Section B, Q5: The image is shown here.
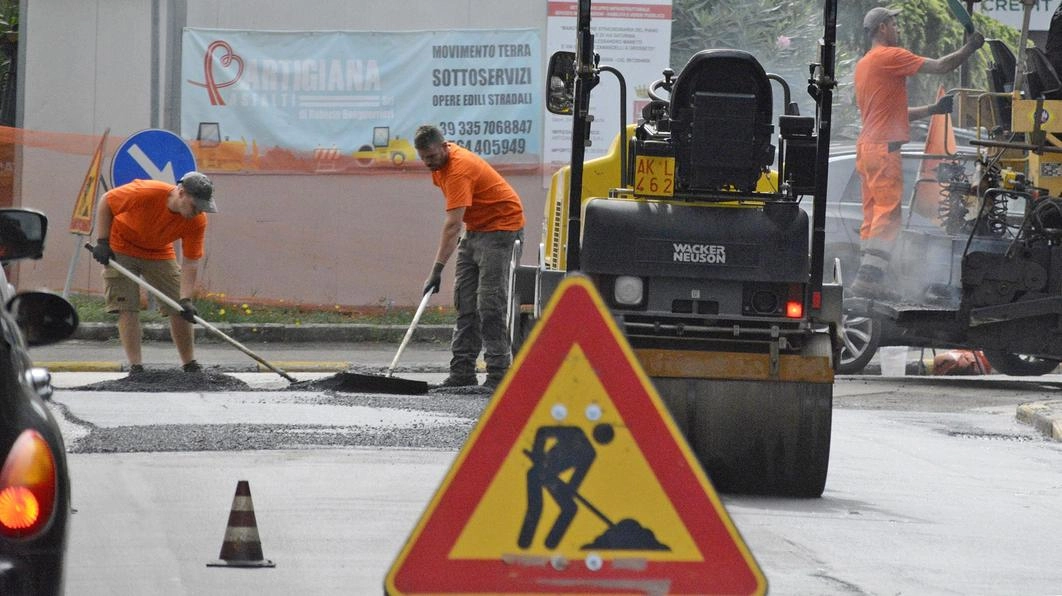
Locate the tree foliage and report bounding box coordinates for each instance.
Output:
[0,0,18,127]
[672,0,824,93]
[669,0,1024,139]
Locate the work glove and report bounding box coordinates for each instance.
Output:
[930,94,954,116]
[91,239,113,265]
[423,261,445,295]
[178,298,199,323]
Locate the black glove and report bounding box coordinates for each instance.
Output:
[91,238,113,265]
[178,298,198,323]
[930,94,954,116]
[423,262,445,295]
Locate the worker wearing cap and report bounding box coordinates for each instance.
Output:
[91,172,218,375]
[414,124,525,390]
[852,6,983,298]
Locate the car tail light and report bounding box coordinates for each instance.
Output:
[0,430,57,538]
[785,283,805,319]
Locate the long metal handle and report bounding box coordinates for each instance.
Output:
[84,244,297,382]
[387,291,433,377]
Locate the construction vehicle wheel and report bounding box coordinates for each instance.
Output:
[392,152,406,166]
[837,310,880,374]
[657,378,832,498]
[982,350,1061,376]
[354,145,374,167]
[507,240,536,357]
[510,313,534,356]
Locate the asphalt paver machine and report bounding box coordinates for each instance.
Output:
[838,3,1062,377]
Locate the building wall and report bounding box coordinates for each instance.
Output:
[17,0,549,307]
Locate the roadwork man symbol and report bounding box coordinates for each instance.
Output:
[519,423,669,551]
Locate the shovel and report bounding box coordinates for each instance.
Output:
[85,244,297,383]
[329,291,432,395]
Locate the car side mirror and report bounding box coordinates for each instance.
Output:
[546,51,576,115]
[6,291,79,347]
[0,209,47,263]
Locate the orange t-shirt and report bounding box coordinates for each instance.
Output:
[106,179,207,260]
[431,143,525,232]
[855,46,926,143]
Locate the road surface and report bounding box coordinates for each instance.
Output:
[46,370,1062,595]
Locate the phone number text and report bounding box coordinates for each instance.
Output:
[438,119,535,136]
[451,137,528,156]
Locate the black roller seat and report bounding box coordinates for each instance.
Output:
[669,49,775,194]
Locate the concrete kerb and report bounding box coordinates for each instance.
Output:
[1016,400,1062,442]
[37,361,355,374]
[47,322,454,374]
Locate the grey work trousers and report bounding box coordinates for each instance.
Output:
[450,229,523,377]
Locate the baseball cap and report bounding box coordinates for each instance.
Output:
[864,6,901,32]
[178,171,217,213]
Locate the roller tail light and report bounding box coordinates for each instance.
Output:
[786,283,805,319]
[0,430,57,538]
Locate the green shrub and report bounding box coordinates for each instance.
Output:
[67,293,457,326]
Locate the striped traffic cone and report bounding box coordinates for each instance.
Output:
[206,480,276,568]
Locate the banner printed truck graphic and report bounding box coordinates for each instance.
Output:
[181,28,543,173]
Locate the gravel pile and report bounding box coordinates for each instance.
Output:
[71,370,252,392]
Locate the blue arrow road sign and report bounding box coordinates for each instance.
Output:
[111,129,198,188]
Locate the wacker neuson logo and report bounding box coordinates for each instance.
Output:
[673,242,726,264]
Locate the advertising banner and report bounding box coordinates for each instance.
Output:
[544,1,673,171]
[182,28,542,173]
[975,2,1053,31]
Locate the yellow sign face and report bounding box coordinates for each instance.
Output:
[634,155,674,197]
[451,343,701,561]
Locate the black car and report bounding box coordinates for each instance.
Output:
[0,208,79,595]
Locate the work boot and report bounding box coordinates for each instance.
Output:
[182,360,203,373]
[440,373,477,387]
[128,364,145,376]
[482,373,506,390]
[923,283,959,306]
[848,265,899,301]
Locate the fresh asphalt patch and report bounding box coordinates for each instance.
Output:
[56,370,496,453]
[68,368,494,395]
[67,421,482,453]
[429,385,494,395]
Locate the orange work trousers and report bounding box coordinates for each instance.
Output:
[855,142,904,242]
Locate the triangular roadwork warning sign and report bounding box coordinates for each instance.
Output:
[70,129,109,236]
[386,275,766,595]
